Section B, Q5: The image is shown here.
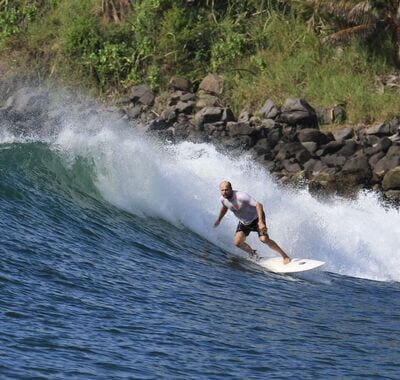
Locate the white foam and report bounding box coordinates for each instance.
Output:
[50,118,400,282]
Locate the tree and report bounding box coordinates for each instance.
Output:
[291,0,400,67]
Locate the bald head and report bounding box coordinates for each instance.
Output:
[219,181,233,199]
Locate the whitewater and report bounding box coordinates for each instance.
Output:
[1,95,399,379]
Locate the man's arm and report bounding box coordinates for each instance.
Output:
[256,202,267,231]
[214,205,228,227]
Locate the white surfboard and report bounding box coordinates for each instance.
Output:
[257,257,325,274]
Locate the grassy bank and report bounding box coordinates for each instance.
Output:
[1,0,400,124]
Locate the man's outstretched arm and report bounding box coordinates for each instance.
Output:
[214,205,228,227]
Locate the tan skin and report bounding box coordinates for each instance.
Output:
[214,181,291,265]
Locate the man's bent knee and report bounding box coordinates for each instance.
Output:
[259,235,270,244]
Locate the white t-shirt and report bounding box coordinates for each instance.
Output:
[221,190,258,225]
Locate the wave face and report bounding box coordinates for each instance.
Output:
[46,110,399,283]
[1,93,400,379]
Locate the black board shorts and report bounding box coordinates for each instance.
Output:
[235,212,268,237]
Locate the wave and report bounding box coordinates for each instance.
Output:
[1,100,400,282]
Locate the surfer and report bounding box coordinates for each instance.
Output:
[214,181,291,264]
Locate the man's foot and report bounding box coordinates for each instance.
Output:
[249,250,260,261]
[283,256,291,265]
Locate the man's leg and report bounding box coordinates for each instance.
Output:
[234,231,256,256]
[259,235,291,264]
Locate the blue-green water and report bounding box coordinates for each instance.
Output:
[1,107,400,379]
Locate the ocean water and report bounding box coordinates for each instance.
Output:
[1,97,400,379]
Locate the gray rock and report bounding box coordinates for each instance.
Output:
[321,154,347,167]
[365,123,391,136]
[175,101,195,114]
[261,119,278,129]
[259,99,280,119]
[169,77,191,92]
[130,84,155,106]
[297,128,330,145]
[226,121,253,137]
[332,127,354,142]
[364,137,392,156]
[336,140,358,157]
[124,104,143,119]
[160,107,177,123]
[278,97,318,129]
[275,142,304,161]
[198,74,224,95]
[301,141,318,154]
[382,166,400,190]
[282,159,302,173]
[6,87,50,116]
[342,155,371,182]
[194,107,223,126]
[196,92,220,108]
[373,153,400,178]
[384,190,400,200]
[317,141,344,156]
[267,127,283,147]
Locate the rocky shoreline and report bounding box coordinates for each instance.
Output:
[1,72,400,202]
[124,74,400,202]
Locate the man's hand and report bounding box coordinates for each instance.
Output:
[258,222,267,233]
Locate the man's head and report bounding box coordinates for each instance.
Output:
[219,181,233,199]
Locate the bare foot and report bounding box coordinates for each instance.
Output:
[283,256,291,265]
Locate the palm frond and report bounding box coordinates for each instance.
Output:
[322,23,376,45]
[315,0,378,24]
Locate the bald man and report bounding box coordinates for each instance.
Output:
[214,181,291,264]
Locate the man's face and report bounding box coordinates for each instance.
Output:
[219,182,233,199]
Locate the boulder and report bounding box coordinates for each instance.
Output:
[226,121,253,137]
[382,167,400,190]
[297,128,330,145]
[317,141,344,156]
[282,159,302,173]
[365,123,391,136]
[321,154,347,167]
[196,92,220,109]
[301,141,318,154]
[266,127,283,148]
[336,140,358,157]
[175,101,195,114]
[258,99,280,119]
[342,154,371,183]
[198,74,224,95]
[124,104,143,119]
[252,138,274,157]
[130,84,155,106]
[332,127,354,142]
[5,87,50,117]
[364,137,392,156]
[169,77,191,92]
[278,97,318,129]
[373,151,400,178]
[275,142,304,161]
[194,107,223,126]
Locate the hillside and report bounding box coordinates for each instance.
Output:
[1,0,400,124]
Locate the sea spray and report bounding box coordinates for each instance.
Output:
[50,116,400,282]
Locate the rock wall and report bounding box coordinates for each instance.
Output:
[124,75,400,201]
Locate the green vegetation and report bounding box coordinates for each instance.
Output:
[1,0,400,123]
